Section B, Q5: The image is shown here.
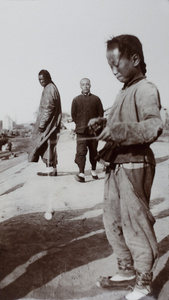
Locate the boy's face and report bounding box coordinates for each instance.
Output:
[106,48,138,84]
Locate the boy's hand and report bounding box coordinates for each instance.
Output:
[39,127,45,133]
[97,126,111,141]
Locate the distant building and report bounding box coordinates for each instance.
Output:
[3,115,13,131]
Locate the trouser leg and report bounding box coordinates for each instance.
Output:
[103,168,134,276]
[42,132,58,168]
[87,139,98,170]
[50,140,58,168]
[103,163,158,277]
[75,134,87,173]
[118,164,158,273]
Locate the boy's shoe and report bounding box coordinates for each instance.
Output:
[125,285,151,300]
[75,173,85,183]
[125,271,152,300]
[96,274,136,289]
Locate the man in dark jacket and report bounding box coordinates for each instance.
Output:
[71,78,104,182]
[28,70,62,176]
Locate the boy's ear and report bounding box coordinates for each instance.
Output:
[132,54,140,66]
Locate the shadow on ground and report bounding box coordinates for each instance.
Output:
[0,204,112,300]
[0,199,169,300]
[152,208,169,300]
[155,155,169,164]
[152,235,169,300]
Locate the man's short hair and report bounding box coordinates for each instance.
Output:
[106,35,147,75]
[80,78,90,84]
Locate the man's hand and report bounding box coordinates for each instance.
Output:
[88,117,101,127]
[97,126,112,141]
[88,117,106,136]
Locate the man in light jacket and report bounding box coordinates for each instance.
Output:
[29,70,62,176]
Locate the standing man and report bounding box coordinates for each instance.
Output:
[71,78,104,182]
[29,70,62,176]
[88,35,163,300]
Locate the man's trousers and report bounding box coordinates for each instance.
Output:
[75,133,98,173]
[42,131,59,168]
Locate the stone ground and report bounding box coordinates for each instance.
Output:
[0,130,169,300]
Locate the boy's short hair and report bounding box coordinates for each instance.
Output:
[106,34,147,75]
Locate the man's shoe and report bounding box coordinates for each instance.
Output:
[75,174,85,183]
[49,171,57,176]
[96,275,136,289]
[37,172,49,176]
[91,170,98,179]
[92,174,98,179]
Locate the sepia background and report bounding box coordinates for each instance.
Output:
[0,1,169,300]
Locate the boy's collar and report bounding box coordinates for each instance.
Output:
[123,76,146,89]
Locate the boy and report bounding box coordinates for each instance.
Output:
[88,35,163,300]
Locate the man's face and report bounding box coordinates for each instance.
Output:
[80,79,91,94]
[106,48,137,83]
[38,74,46,87]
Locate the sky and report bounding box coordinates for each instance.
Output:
[0,0,169,124]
